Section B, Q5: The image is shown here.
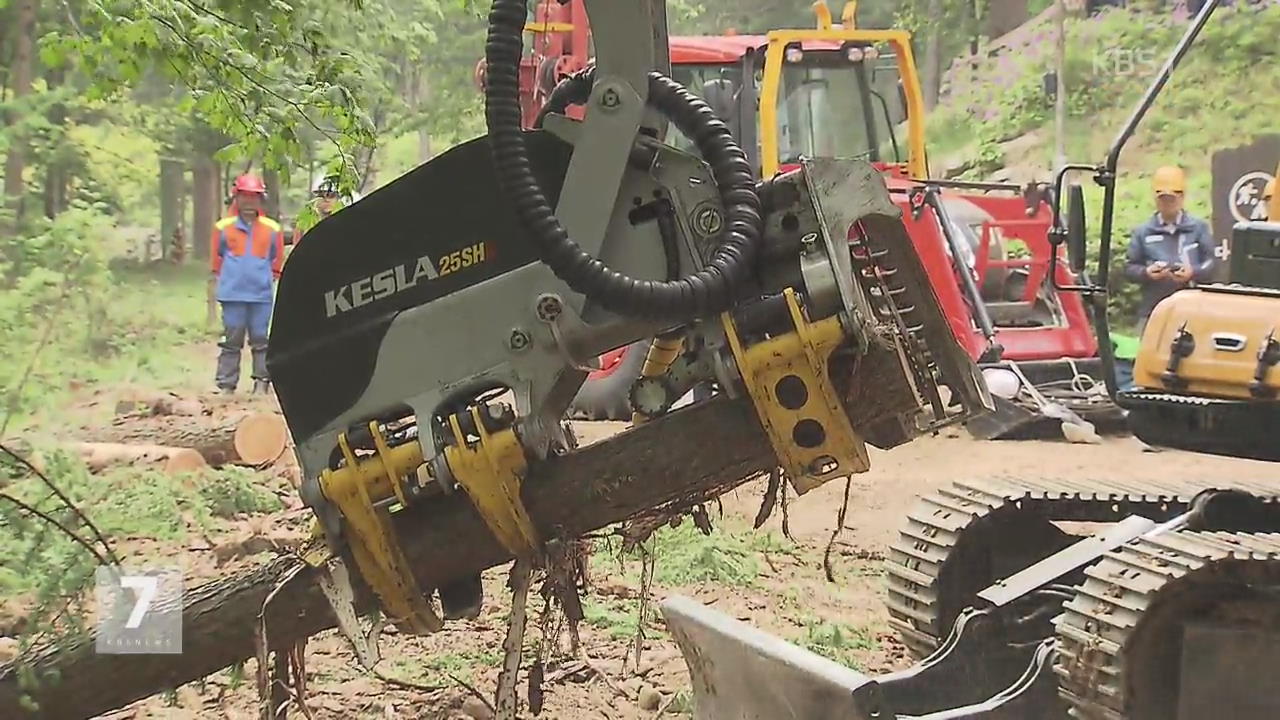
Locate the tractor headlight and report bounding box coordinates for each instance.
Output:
[785,45,804,63]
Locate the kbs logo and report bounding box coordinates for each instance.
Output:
[323,241,490,318]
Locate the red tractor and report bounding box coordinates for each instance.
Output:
[476,0,1116,437]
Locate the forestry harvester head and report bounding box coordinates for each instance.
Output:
[267,0,988,645]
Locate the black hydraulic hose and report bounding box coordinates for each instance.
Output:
[533,66,595,129]
[484,0,764,320]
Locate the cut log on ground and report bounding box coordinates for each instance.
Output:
[113,391,204,418]
[233,411,290,466]
[86,412,289,467]
[72,443,209,475]
[0,396,776,719]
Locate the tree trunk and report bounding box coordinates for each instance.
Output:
[42,66,68,219]
[192,150,221,325]
[160,156,184,258]
[413,67,433,164]
[922,0,944,110]
[2,0,39,227]
[0,397,776,719]
[72,443,209,475]
[263,168,281,220]
[191,154,220,262]
[113,389,203,417]
[86,411,288,467]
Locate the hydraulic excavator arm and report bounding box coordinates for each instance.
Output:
[269,0,987,644]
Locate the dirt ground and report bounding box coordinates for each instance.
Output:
[88,415,1274,720]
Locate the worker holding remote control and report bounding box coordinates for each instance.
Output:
[1124,165,1216,333]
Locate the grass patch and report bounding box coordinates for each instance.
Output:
[2,261,212,433]
[795,618,878,670]
[0,451,282,595]
[385,647,502,683]
[582,595,641,641]
[197,467,284,518]
[641,521,764,588]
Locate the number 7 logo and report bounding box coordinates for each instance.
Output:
[120,575,159,629]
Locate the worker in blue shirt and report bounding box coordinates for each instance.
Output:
[210,174,284,394]
[1124,165,1216,332]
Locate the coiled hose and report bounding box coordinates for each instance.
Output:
[483,0,764,320]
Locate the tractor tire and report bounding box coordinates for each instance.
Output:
[568,340,650,421]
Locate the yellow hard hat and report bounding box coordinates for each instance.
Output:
[1152,165,1186,196]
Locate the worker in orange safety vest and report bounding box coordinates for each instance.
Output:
[210,173,284,395]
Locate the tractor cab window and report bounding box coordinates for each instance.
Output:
[666,50,906,172]
[667,64,746,153]
[777,49,903,167]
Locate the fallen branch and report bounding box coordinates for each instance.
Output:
[651,692,678,719]
[0,443,118,565]
[496,558,532,720]
[445,672,495,716]
[0,397,777,718]
[369,669,443,695]
[752,468,782,529]
[823,478,854,583]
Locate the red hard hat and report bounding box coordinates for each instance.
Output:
[233,173,267,195]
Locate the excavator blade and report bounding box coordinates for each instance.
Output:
[660,595,890,720]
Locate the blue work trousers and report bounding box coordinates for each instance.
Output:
[216,301,272,390]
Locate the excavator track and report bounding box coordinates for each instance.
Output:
[1121,390,1280,463]
[885,476,1280,658]
[1055,530,1280,719]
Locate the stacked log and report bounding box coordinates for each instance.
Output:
[72,443,208,474]
[85,411,289,469]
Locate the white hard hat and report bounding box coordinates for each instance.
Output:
[982,367,1022,399]
[312,174,340,195]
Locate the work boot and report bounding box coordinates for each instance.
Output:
[217,385,235,395]
[438,574,484,620]
[252,379,271,395]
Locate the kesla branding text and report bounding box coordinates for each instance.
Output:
[324,242,488,318]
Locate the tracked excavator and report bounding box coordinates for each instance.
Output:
[658,0,1280,718]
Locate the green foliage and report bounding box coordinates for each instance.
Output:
[926,4,1280,323]
[645,521,763,587]
[0,447,284,704]
[197,467,283,518]
[795,618,877,670]
[0,258,208,432]
[67,109,163,227]
[42,0,377,181]
[582,595,641,640]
